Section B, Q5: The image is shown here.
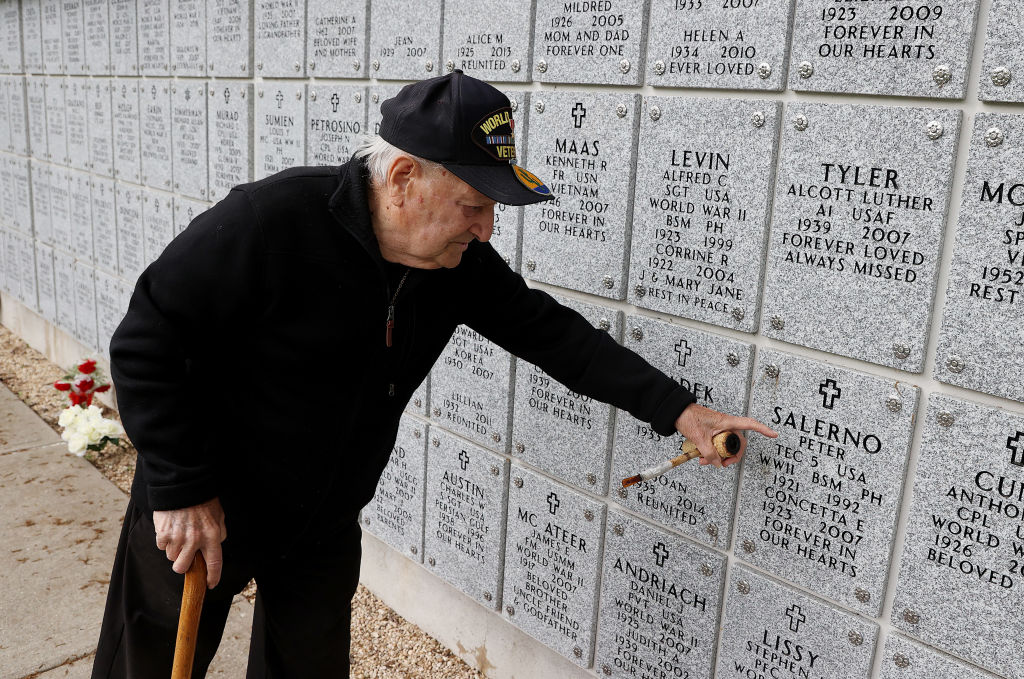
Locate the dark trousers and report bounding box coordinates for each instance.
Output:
[91,499,362,678]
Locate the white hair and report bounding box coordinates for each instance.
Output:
[353,136,443,187]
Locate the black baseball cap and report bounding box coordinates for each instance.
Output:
[378,70,554,206]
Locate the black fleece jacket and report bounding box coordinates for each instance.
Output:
[109,159,695,543]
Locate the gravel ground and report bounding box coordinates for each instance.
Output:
[0,324,486,679]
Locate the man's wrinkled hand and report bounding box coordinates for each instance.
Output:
[675,403,779,469]
[153,497,227,589]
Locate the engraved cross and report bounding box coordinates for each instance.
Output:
[819,379,841,410]
[547,492,560,515]
[275,89,285,109]
[653,542,669,567]
[223,87,231,104]
[785,604,806,633]
[459,450,469,471]
[330,92,340,113]
[1008,431,1024,467]
[675,339,692,368]
[571,102,586,129]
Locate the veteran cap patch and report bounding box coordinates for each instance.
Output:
[378,70,554,206]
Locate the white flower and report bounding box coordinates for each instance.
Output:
[67,433,88,455]
[58,405,82,428]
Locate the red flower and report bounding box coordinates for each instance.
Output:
[69,392,84,406]
[94,384,111,393]
[78,359,97,374]
[73,376,95,392]
[54,381,72,391]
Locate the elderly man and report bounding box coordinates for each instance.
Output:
[92,71,776,677]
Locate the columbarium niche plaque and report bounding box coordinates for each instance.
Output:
[255,83,305,180]
[646,0,795,90]
[91,177,118,276]
[788,0,979,98]
[138,0,171,76]
[628,97,780,331]
[67,80,90,172]
[141,80,173,191]
[736,349,918,616]
[306,84,366,166]
[892,395,1024,679]
[363,414,426,562]
[367,84,402,136]
[532,0,646,85]
[307,1,369,79]
[170,0,206,76]
[8,77,28,156]
[116,183,144,283]
[523,91,638,299]
[50,167,72,249]
[611,315,752,547]
[96,271,122,358]
[0,4,21,72]
[36,244,56,324]
[143,191,174,267]
[73,262,98,351]
[55,250,77,337]
[84,0,112,75]
[979,0,1024,103]
[0,79,10,153]
[208,85,253,201]
[88,79,114,178]
[407,377,428,418]
[368,0,442,81]
[511,294,620,491]
[10,157,32,234]
[44,78,68,165]
[30,163,52,246]
[934,113,1024,403]
[442,0,532,82]
[595,511,726,679]
[27,78,47,162]
[423,428,509,610]
[112,81,141,184]
[174,196,210,237]
[110,0,139,76]
[41,0,62,74]
[15,234,38,311]
[171,82,209,201]
[62,0,86,75]
[254,0,306,78]
[22,1,43,73]
[880,634,997,679]
[761,102,959,371]
[501,464,605,667]
[716,565,878,679]
[70,171,95,264]
[430,324,512,453]
[208,0,251,78]
[2,232,21,300]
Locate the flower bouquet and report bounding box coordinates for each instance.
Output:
[53,359,123,455]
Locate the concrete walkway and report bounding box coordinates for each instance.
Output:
[0,383,253,679]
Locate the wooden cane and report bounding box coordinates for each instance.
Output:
[171,552,207,679]
[621,431,742,487]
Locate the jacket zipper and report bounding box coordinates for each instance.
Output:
[385,268,411,348]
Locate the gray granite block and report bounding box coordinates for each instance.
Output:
[138,0,171,76]
[15,233,38,311]
[22,0,44,73]
[934,113,1024,403]
[788,0,980,99]
[10,156,33,234]
[87,79,114,178]
[305,83,366,166]
[522,90,639,299]
[49,166,72,249]
[367,83,403,137]
[0,160,13,232]
[254,0,307,78]
[83,0,112,75]
[594,510,727,679]
[306,0,370,79]
[30,161,52,246]
[142,190,174,267]
[628,96,781,332]
[611,314,752,548]
[115,182,144,283]
[110,0,140,76]
[0,3,21,73]
[716,565,878,679]
[442,0,533,82]
[0,79,10,154]
[879,633,1000,679]
[891,394,1024,679]
[35,242,56,323]
[511,293,620,492]
[208,83,254,201]
[255,82,305,180]
[40,77,66,166]
[430,324,513,453]
[54,249,76,336]
[2,230,21,299]
[173,195,210,236]
[423,427,509,610]
[41,0,63,74]
[532,0,648,85]
[488,90,528,273]
[170,0,207,76]
[112,80,141,184]
[140,79,173,191]
[61,0,86,74]
[363,413,427,562]
[26,77,47,160]
[760,102,960,372]
[95,269,122,359]
[646,0,795,90]
[501,463,605,667]
[208,0,251,78]
[368,0,442,81]
[69,171,94,264]
[66,79,90,172]
[91,176,117,276]
[738,348,919,616]
[8,76,29,156]
[407,375,428,417]
[171,82,209,201]
[73,261,98,350]
[979,0,1024,102]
